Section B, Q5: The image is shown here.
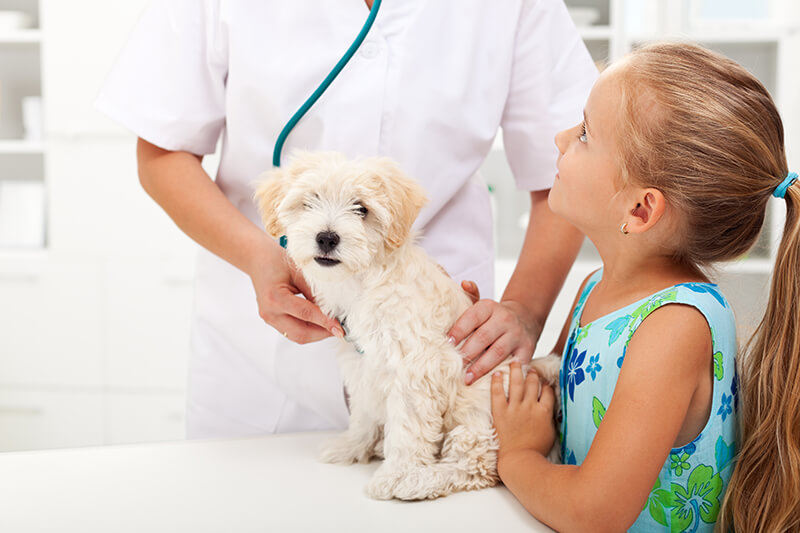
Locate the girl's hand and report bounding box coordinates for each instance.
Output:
[448,288,540,385]
[491,363,556,458]
[248,241,344,344]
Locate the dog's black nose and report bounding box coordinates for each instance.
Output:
[316,231,340,253]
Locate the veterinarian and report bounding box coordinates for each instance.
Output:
[96,0,597,438]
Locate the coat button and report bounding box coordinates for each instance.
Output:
[360,41,379,59]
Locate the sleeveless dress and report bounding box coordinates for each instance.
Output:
[558,269,738,532]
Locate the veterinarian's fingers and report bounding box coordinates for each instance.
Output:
[461,280,480,304]
[281,293,343,338]
[508,363,525,404]
[463,332,514,384]
[276,315,332,344]
[447,299,493,348]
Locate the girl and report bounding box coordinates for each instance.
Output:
[491,42,799,532]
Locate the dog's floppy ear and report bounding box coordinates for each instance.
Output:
[375,160,428,250]
[254,167,289,238]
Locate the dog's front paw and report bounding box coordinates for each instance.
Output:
[319,432,374,465]
[366,464,407,500]
[390,466,448,500]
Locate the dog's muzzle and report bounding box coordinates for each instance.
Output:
[315,231,342,266]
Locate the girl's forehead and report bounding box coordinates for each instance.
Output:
[585,69,625,137]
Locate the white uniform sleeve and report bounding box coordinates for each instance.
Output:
[501,0,597,191]
[95,0,228,155]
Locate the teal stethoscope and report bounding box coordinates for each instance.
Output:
[272,0,382,169]
[273,0,381,249]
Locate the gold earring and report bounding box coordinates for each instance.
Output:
[620,223,629,235]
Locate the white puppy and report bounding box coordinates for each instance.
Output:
[255,151,518,500]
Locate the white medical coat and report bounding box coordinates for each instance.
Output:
[96,0,597,437]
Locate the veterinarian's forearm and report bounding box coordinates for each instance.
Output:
[499,451,611,533]
[136,138,275,275]
[501,190,583,331]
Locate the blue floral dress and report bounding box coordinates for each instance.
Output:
[559,270,738,532]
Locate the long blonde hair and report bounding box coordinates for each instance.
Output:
[616,42,799,532]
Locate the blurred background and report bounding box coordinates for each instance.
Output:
[0,0,798,452]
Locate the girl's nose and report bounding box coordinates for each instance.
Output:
[554,128,570,154]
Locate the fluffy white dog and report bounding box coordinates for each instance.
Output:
[255,151,517,501]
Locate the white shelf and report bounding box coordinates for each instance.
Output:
[0,29,41,44]
[0,140,44,154]
[579,25,613,40]
[630,31,782,44]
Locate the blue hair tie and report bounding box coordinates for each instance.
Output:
[773,172,798,199]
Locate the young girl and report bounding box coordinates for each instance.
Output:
[491,42,799,532]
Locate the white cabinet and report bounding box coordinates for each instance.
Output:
[0,388,104,451]
[104,256,193,390]
[0,0,45,249]
[0,0,193,450]
[0,254,104,387]
[105,392,186,445]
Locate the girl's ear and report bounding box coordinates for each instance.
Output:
[625,188,666,234]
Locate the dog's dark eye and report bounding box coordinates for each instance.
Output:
[355,204,368,218]
[303,193,320,210]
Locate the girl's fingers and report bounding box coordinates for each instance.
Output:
[525,368,541,402]
[508,363,524,404]
[539,382,556,411]
[490,372,507,414]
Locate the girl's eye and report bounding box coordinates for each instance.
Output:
[578,123,588,143]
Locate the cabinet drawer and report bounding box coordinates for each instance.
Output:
[0,256,104,386]
[104,256,193,389]
[0,388,103,452]
[105,391,185,445]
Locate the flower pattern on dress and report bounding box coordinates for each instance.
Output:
[670,465,723,533]
[670,452,692,476]
[717,393,733,422]
[713,351,724,381]
[675,283,728,308]
[561,272,737,532]
[566,348,586,402]
[605,315,630,345]
[586,354,602,380]
[715,436,735,473]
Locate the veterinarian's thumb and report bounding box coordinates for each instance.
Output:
[461,280,480,304]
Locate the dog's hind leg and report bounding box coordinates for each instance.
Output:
[388,388,499,501]
[319,415,383,464]
[365,381,445,500]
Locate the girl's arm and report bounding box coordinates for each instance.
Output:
[493,304,712,532]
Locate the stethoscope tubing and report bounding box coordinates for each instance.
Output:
[272,0,383,168]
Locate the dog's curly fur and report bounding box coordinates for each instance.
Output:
[255,151,519,500]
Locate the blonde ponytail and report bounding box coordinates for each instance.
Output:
[720,182,800,532]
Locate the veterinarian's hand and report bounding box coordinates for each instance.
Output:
[249,242,345,344]
[491,363,556,458]
[448,296,540,385]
